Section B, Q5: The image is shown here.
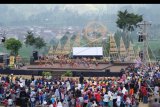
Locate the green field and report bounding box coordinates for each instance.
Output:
[134,40,160,50]
[0,45,48,60]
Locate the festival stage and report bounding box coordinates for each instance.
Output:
[0,63,129,77]
[0,61,133,77]
[26,63,112,70]
[21,62,130,72]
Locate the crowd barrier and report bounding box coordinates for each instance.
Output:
[113,62,134,66]
[72,71,123,77]
[0,69,123,77]
[0,69,43,76]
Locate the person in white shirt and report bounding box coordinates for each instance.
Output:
[30,90,36,107]
[154,86,159,93]
[126,97,131,106]
[108,90,113,97]
[122,87,127,95]
[8,96,14,107]
[49,104,53,107]
[66,81,71,91]
[57,100,63,107]
[55,89,60,100]
[91,101,97,107]
[112,92,117,107]
[63,99,69,107]
[103,92,109,106]
[108,94,113,107]
[116,94,121,107]
[154,86,159,99]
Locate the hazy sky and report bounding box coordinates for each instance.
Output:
[1,4,148,15]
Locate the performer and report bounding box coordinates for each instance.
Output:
[60,59,62,67]
[95,60,99,68]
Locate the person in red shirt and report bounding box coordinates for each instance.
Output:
[76,98,81,107]
[88,90,92,99]
[142,87,148,104]
[123,92,128,104]
[95,91,101,103]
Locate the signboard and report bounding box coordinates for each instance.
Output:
[72,47,103,56]
[9,56,15,65]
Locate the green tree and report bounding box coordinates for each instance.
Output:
[62,70,73,77]
[49,37,58,50]
[105,37,110,56]
[65,31,70,35]
[70,34,76,46]
[5,38,22,56]
[60,35,68,49]
[114,31,121,48]
[34,37,46,50]
[25,31,35,47]
[116,9,143,48]
[25,31,46,54]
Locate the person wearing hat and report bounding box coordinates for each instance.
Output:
[51,95,55,100]
[51,95,57,107]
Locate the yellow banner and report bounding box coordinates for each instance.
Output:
[10,56,15,65]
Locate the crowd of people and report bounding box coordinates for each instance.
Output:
[0,62,159,107]
[39,55,102,68]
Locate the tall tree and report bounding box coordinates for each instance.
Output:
[116,9,143,48]
[105,37,110,56]
[60,35,68,49]
[70,34,76,46]
[25,31,35,47]
[5,38,22,56]
[114,31,121,48]
[49,37,58,50]
[34,37,46,50]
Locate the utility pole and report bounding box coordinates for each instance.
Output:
[137,21,151,65]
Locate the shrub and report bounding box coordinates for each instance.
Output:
[42,71,52,78]
[62,70,72,77]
